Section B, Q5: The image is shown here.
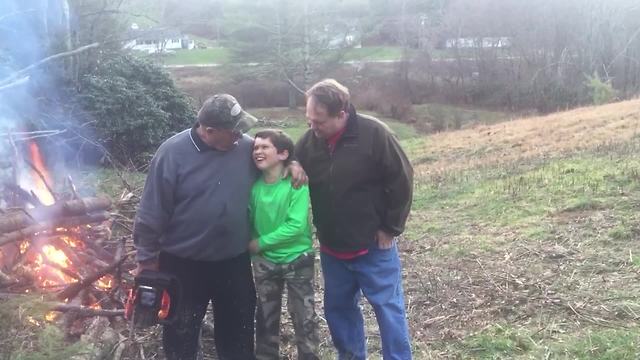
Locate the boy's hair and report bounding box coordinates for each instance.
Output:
[306,78,350,117]
[254,129,295,165]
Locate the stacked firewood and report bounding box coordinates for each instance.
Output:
[0,196,131,319]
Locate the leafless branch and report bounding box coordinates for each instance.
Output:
[0,9,36,23]
[0,76,30,92]
[0,43,100,88]
[283,74,306,95]
[80,9,159,25]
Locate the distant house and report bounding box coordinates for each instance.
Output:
[322,24,362,49]
[124,25,195,54]
[443,37,512,49]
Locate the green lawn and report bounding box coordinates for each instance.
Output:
[160,45,491,66]
[338,46,404,62]
[162,46,404,65]
[163,48,232,65]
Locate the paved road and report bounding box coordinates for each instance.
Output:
[164,57,520,69]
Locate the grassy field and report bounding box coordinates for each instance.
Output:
[399,99,640,358]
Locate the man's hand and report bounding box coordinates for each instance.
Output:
[284,161,308,189]
[248,239,261,255]
[135,258,159,275]
[375,230,395,249]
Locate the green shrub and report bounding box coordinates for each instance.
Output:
[585,72,616,106]
[78,55,196,166]
[0,297,87,360]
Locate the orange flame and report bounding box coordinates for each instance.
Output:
[27,142,54,206]
[42,245,70,269]
[96,275,113,290]
[20,241,30,254]
[26,316,42,327]
[60,235,84,249]
[45,312,59,322]
[32,245,74,288]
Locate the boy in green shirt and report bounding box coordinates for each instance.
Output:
[249,129,319,360]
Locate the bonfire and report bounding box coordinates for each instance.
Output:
[0,136,139,357]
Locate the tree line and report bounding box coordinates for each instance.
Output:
[139,0,640,112]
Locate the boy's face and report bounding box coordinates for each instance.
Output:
[253,137,288,171]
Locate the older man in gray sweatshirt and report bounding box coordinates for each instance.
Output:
[134,94,291,360]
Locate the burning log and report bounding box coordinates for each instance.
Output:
[0,211,110,247]
[0,197,112,234]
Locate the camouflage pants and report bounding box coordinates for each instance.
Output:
[253,253,319,360]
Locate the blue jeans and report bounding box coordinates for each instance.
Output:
[320,243,412,360]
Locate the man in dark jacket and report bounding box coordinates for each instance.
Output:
[295,79,413,359]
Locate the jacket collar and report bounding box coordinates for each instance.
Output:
[342,104,359,139]
[190,123,214,152]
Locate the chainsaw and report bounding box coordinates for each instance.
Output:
[124,270,181,328]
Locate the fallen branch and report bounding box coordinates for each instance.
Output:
[51,304,124,318]
[562,302,625,329]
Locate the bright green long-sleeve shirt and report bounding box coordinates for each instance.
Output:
[249,176,313,264]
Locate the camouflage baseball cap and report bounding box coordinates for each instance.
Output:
[197,94,257,133]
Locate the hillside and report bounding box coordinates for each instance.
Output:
[399,99,640,359]
[410,98,640,174]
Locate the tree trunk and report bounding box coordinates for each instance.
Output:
[302,0,312,90]
[288,85,297,110]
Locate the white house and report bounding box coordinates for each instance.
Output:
[322,24,362,50]
[445,37,512,49]
[124,25,195,54]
